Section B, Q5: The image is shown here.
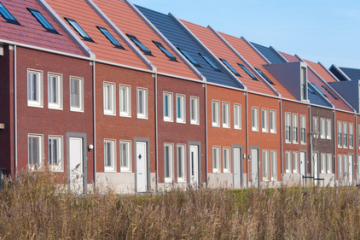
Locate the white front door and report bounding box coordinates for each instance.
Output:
[69,137,83,193]
[251,149,259,188]
[300,152,306,176]
[136,142,147,192]
[233,148,242,189]
[189,145,199,187]
[349,155,353,186]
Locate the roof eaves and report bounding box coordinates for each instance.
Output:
[37,0,95,59]
[84,0,155,71]
[330,64,351,81]
[318,62,341,82]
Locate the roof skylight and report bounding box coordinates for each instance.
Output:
[28,8,57,34]
[254,68,274,84]
[153,41,176,61]
[65,18,93,42]
[238,64,257,80]
[177,48,200,67]
[311,83,327,97]
[0,2,19,25]
[97,26,124,49]
[308,85,315,95]
[219,59,240,76]
[322,85,338,100]
[199,53,221,72]
[127,34,152,55]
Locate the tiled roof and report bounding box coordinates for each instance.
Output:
[305,60,337,83]
[181,20,276,96]
[219,33,296,100]
[278,51,300,63]
[46,0,149,69]
[92,0,200,80]
[251,43,286,64]
[339,67,360,81]
[0,0,84,56]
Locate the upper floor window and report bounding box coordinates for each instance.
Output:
[103,82,116,116]
[270,110,276,133]
[163,92,173,122]
[251,107,259,131]
[137,88,148,119]
[343,122,348,148]
[48,73,62,110]
[300,67,307,100]
[119,85,131,117]
[222,102,230,128]
[234,104,241,130]
[337,121,342,148]
[176,94,186,123]
[0,2,19,25]
[27,69,43,108]
[127,34,151,55]
[349,123,354,149]
[97,26,124,49]
[326,119,331,140]
[65,18,93,42]
[153,41,176,61]
[285,112,291,143]
[261,109,268,132]
[70,77,84,112]
[190,96,199,125]
[28,8,58,34]
[300,115,306,144]
[212,100,220,127]
[292,114,298,143]
[320,118,325,139]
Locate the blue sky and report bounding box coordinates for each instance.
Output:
[132,0,360,69]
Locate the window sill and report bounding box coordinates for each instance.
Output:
[212,124,220,128]
[48,105,63,110]
[270,131,276,134]
[252,129,259,132]
[120,114,132,118]
[27,103,43,108]
[164,179,173,183]
[120,170,132,173]
[104,112,116,116]
[104,169,117,173]
[212,170,220,173]
[190,121,199,125]
[137,116,148,120]
[70,108,84,113]
[176,120,186,124]
[177,179,187,183]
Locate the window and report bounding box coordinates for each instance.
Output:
[177,144,186,182]
[343,122,348,148]
[254,68,274,84]
[199,53,221,71]
[337,121,342,147]
[292,114,298,143]
[222,102,230,128]
[103,82,116,115]
[285,151,291,173]
[300,115,306,144]
[313,117,319,138]
[97,26,124,49]
[219,59,240,76]
[153,41,176,61]
[70,77,83,112]
[270,110,276,133]
[177,48,200,67]
[120,141,131,172]
[326,119,331,140]
[285,112,291,143]
[343,155,348,179]
[176,94,186,123]
[321,153,326,174]
[65,18,93,42]
[320,118,325,139]
[326,154,332,174]
[28,134,43,170]
[338,155,342,180]
[223,147,231,173]
[349,123,354,149]
[137,88,147,119]
[28,8,58,34]
[359,124,360,149]
[293,152,298,173]
[262,150,269,181]
[252,107,259,131]
[164,143,174,182]
[104,139,116,172]
[301,67,307,100]
[127,34,151,55]
[270,150,277,181]
[311,83,327,98]
[238,64,257,80]
[212,100,220,127]
[234,104,241,130]
[262,109,268,132]
[190,97,199,125]
[48,136,63,172]
[212,146,220,173]
[47,73,62,110]
[27,70,43,107]
[119,85,131,117]
[163,92,173,122]
[0,2,19,24]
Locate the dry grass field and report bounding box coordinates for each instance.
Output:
[0,170,359,239]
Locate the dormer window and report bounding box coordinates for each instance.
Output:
[199,53,221,72]
[301,67,307,100]
[153,41,177,61]
[127,34,152,55]
[28,8,58,34]
[0,2,19,25]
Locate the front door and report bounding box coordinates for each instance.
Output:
[136,142,147,192]
[69,137,83,193]
[233,147,242,189]
[300,152,306,176]
[189,145,199,187]
[251,148,259,188]
[349,155,353,186]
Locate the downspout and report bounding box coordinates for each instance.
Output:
[334,110,337,186]
[280,99,284,179]
[155,73,158,192]
[309,106,312,177]
[93,61,96,189]
[205,83,208,187]
[246,92,249,188]
[355,115,357,183]
[13,45,17,175]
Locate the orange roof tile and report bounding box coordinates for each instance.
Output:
[304,60,337,83]
[181,20,275,96]
[46,0,148,69]
[0,0,84,56]
[278,51,300,63]
[220,33,295,100]
[92,0,200,80]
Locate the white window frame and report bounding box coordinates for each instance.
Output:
[270,110,276,133]
[337,121,342,148]
[120,140,131,172]
[292,151,298,173]
[28,134,43,171]
[48,135,63,172]
[119,85,131,117]
[177,144,186,182]
[251,107,259,131]
[292,114,298,143]
[104,139,116,172]
[261,108,268,133]
[326,119,331,140]
[212,146,221,173]
[222,102,230,128]
[326,153,332,174]
[320,118,325,139]
[163,92,173,122]
[300,115,306,144]
[70,76,84,112]
[27,69,43,108]
[270,150,277,181]
[103,82,116,116]
[136,87,148,119]
[234,104,241,130]
[176,94,186,123]
[164,143,174,182]
[321,153,326,174]
[212,100,220,127]
[285,151,291,173]
[313,117,319,138]
[285,112,291,143]
[190,96,199,125]
[47,73,62,110]
[349,123,354,149]
[343,122,348,148]
[262,150,269,181]
[223,147,231,173]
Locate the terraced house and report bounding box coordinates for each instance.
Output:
[0,0,358,193]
